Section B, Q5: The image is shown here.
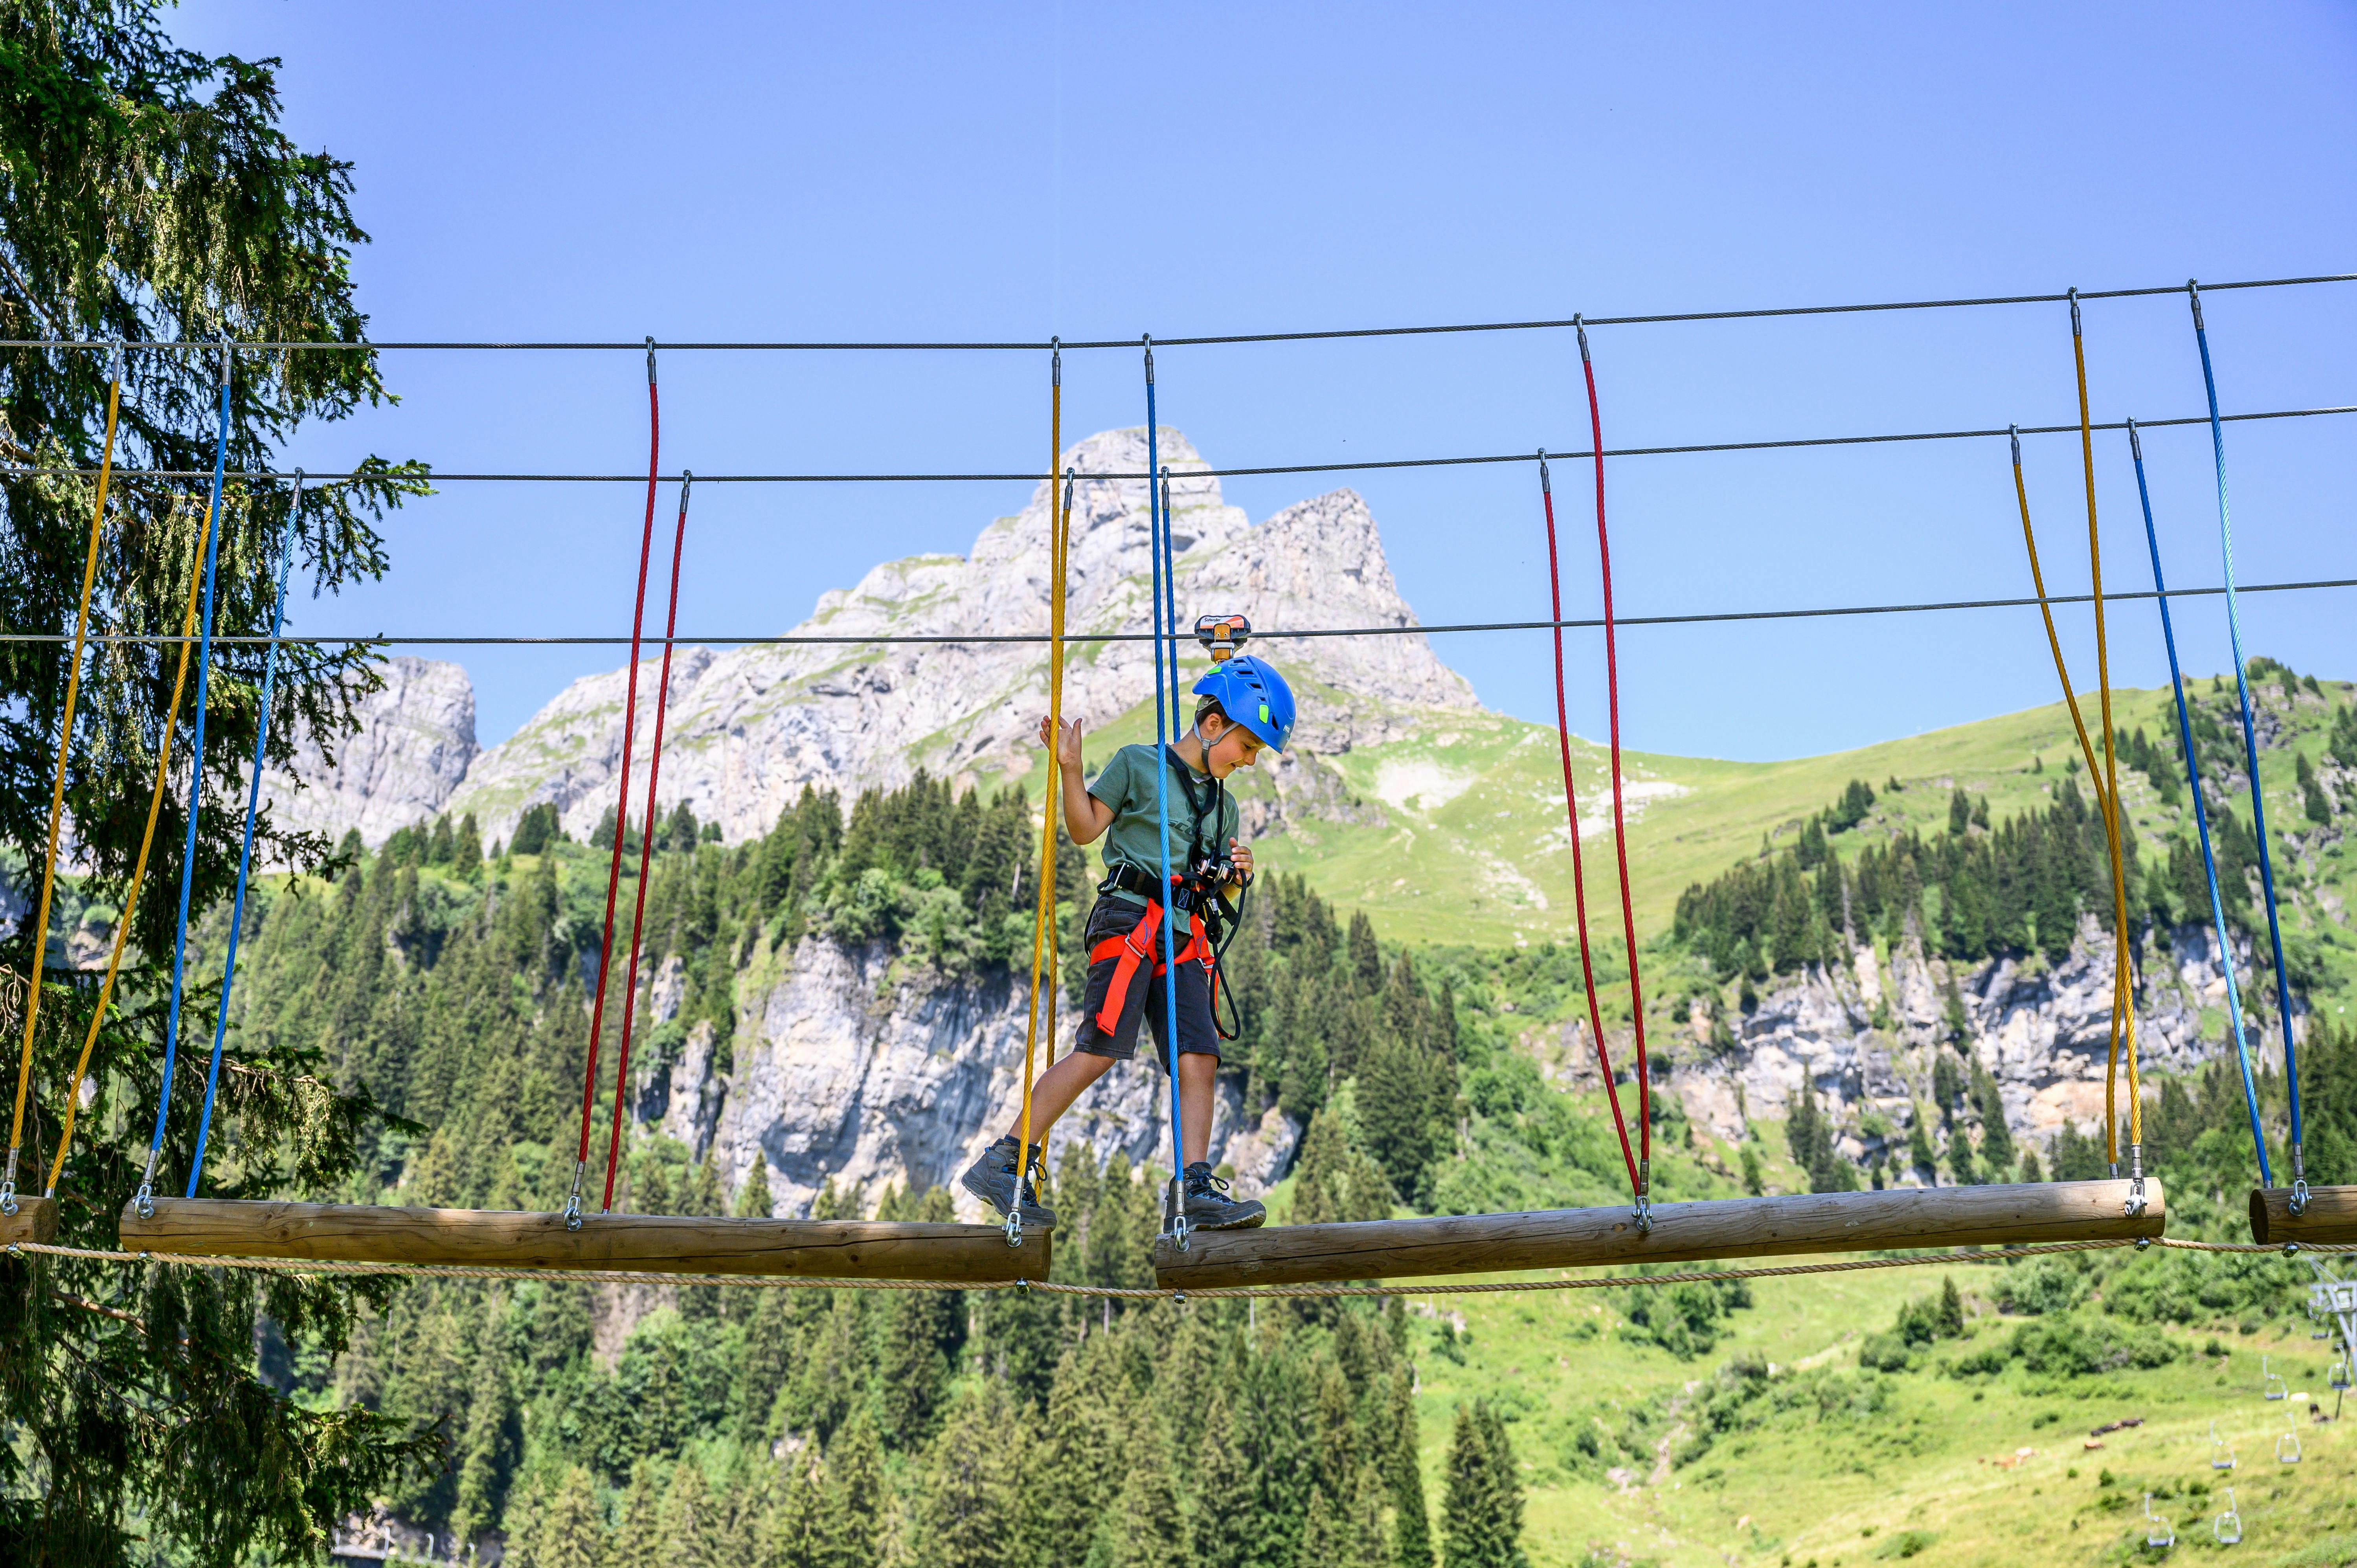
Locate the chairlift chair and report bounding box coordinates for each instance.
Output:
[2143,1495,2174,1549]
[2262,1355,2287,1401]
[2209,1420,2235,1470]
[2213,1488,2242,1547]
[2276,1410,2302,1465]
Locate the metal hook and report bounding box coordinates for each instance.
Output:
[1538,448,1551,492]
[2009,423,2022,466]
[1052,335,1061,387]
[645,336,657,385]
[108,339,123,384]
[2127,417,2143,461]
[2067,286,2082,337]
[679,469,694,512]
[1142,333,1154,384]
[2188,278,2206,330]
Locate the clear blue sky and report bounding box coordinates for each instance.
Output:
[175,2,2357,758]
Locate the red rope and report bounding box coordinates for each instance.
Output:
[1579,324,1651,1186]
[575,355,661,1173]
[1539,456,1640,1199]
[601,479,691,1210]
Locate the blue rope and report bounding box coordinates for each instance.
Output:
[2131,422,2269,1183]
[1143,347,1186,1224]
[2192,284,2303,1163]
[145,354,234,1191]
[185,472,304,1196]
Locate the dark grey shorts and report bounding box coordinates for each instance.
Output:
[1073,896,1220,1069]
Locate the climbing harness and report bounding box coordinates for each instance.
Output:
[1007,345,1072,1247]
[1144,340,1188,1247]
[136,343,237,1220]
[1537,450,1641,1214]
[184,470,307,1196]
[599,472,694,1214]
[2191,281,2306,1212]
[2,343,123,1217]
[1567,319,1652,1228]
[566,338,661,1232]
[2130,417,2270,1183]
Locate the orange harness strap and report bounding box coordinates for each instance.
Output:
[1088,898,1209,1035]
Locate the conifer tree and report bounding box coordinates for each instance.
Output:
[917,1385,1025,1568]
[1441,1401,1526,1568]
[609,1460,664,1568]
[812,1414,884,1568]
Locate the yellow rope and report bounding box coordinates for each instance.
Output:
[44,495,211,1197]
[1012,352,1070,1206]
[2010,433,2135,1166]
[7,372,123,1183]
[2071,311,2142,1156]
[9,1234,2345,1298]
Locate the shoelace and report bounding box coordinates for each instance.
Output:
[1185,1167,1239,1202]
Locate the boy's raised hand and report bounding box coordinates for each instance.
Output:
[1229,839,1252,881]
[1037,713,1086,771]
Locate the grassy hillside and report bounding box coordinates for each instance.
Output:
[1036,670,2357,1028]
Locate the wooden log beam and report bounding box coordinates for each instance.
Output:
[119,1199,1049,1283]
[2249,1186,2357,1246]
[0,1197,59,1245]
[1153,1179,2164,1290]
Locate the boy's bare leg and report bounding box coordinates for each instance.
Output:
[1177,1051,1218,1167]
[1008,1048,1115,1145]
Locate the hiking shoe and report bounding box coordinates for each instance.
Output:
[1181,1162,1266,1230]
[960,1136,1055,1228]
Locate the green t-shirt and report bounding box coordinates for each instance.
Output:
[1088,742,1242,933]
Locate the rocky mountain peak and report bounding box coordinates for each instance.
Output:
[439,427,1477,846]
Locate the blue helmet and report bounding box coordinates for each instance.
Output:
[1192,654,1295,751]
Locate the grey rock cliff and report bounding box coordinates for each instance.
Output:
[632,931,1300,1219]
[262,657,478,848]
[1611,917,2267,1181]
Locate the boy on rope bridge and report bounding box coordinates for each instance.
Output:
[963,654,1297,1234]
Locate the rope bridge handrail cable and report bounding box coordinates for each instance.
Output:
[0,270,2345,353]
[0,400,2345,485]
[5,1234,2350,1300]
[6,574,2353,647]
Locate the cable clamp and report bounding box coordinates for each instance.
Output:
[1574,313,1591,364]
[645,336,657,385]
[108,339,123,383]
[219,338,232,385]
[1143,334,1154,385]
[1538,448,1551,492]
[1052,336,1061,387]
[2188,279,2206,329]
[679,469,693,511]
[561,1158,587,1233]
[2068,287,2082,336]
[2009,423,2022,466]
[2127,417,2143,461]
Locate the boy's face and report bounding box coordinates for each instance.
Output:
[1202,714,1264,778]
